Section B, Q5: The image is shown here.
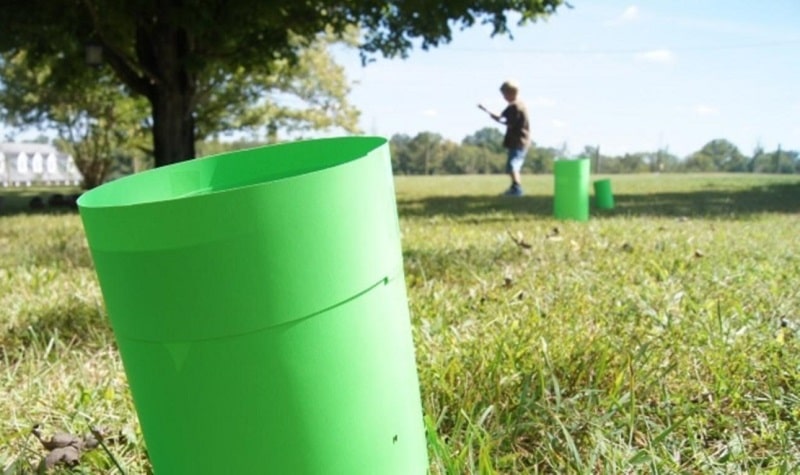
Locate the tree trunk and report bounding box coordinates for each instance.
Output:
[151,87,195,167]
[136,6,197,168]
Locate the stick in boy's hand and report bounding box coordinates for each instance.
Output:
[478,103,499,122]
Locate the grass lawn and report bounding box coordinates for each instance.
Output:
[2,173,800,473]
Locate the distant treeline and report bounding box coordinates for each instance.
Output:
[193,127,799,176]
[389,128,800,175]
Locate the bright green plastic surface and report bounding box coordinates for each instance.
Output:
[593,178,615,209]
[77,137,428,474]
[553,158,590,221]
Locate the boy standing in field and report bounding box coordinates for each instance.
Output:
[479,80,531,196]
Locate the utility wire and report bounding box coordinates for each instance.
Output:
[445,39,800,55]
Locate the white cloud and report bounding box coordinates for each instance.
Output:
[551,119,567,128]
[605,5,640,26]
[422,109,438,117]
[635,49,675,64]
[620,6,640,22]
[694,104,719,116]
[531,96,557,108]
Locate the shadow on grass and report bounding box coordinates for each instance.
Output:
[0,302,113,362]
[398,182,800,219]
[0,189,81,217]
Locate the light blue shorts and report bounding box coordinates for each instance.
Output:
[506,148,526,173]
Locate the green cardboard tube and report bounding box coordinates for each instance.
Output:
[77,137,428,474]
[553,158,591,221]
[593,178,615,209]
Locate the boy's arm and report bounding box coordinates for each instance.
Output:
[478,104,504,123]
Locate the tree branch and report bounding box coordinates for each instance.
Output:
[80,0,154,97]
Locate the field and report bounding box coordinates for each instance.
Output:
[2,173,800,473]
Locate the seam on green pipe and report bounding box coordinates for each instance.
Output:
[117,268,406,344]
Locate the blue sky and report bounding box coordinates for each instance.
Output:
[334,1,800,158]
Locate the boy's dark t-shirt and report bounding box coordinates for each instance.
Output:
[501,101,530,150]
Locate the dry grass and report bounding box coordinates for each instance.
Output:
[2,173,800,473]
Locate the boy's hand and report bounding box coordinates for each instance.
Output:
[479,104,500,122]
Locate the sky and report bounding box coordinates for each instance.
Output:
[332,1,800,158]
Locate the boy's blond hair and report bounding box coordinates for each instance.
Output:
[500,80,520,95]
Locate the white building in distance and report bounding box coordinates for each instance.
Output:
[0,142,83,187]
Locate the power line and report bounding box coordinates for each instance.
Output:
[445,39,800,55]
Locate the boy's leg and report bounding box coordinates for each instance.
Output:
[511,170,522,187]
[504,148,526,195]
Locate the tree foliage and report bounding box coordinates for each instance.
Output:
[751,146,798,174]
[387,132,799,175]
[0,0,566,167]
[0,50,150,188]
[1,32,362,186]
[687,138,748,172]
[462,127,505,155]
[193,30,362,142]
